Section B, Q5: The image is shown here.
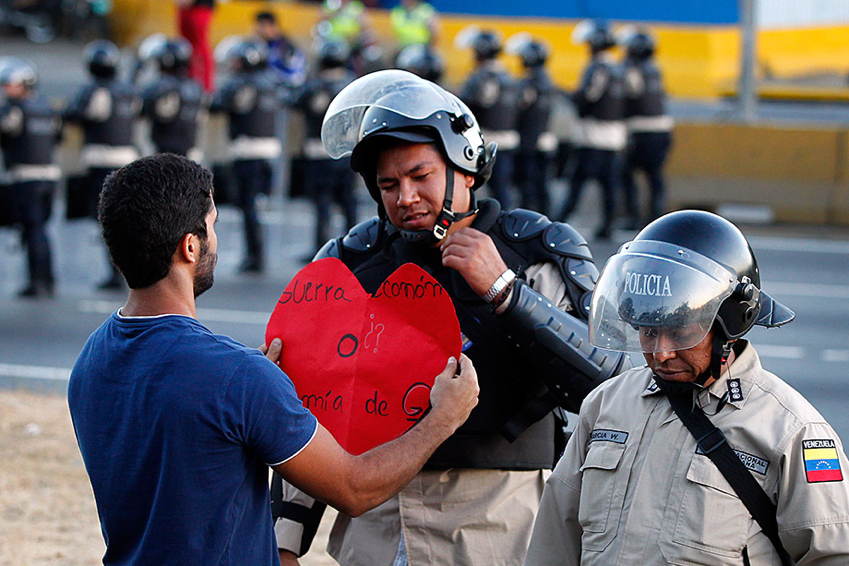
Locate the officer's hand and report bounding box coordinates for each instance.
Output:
[428,355,479,434]
[440,227,509,297]
[278,549,300,566]
[259,338,283,365]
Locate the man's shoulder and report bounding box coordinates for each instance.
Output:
[746,346,827,426]
[317,216,389,259]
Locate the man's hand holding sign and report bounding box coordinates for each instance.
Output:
[265,258,478,518]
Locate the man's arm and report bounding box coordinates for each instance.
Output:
[523,410,588,566]
[272,354,477,517]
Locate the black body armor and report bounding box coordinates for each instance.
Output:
[211,71,280,139]
[0,95,59,167]
[142,75,204,155]
[624,59,666,119]
[65,79,139,146]
[459,66,519,132]
[573,58,625,121]
[293,70,356,141]
[517,67,555,152]
[317,199,628,470]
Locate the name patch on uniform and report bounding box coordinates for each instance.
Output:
[727,378,744,402]
[695,446,769,475]
[802,439,844,483]
[590,429,629,444]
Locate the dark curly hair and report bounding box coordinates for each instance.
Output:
[98,154,214,289]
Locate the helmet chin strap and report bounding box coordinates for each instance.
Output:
[399,164,478,244]
[654,332,735,396]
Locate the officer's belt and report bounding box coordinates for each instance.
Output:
[229,136,282,160]
[482,129,520,151]
[81,144,139,169]
[7,164,61,182]
[627,115,674,133]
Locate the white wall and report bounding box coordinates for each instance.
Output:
[758,0,849,28]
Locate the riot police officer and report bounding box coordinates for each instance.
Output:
[289,39,357,256]
[620,28,673,229]
[395,43,444,84]
[0,58,61,298]
[140,36,205,160]
[211,38,282,273]
[272,69,628,566]
[507,34,557,215]
[557,19,625,240]
[64,40,141,289]
[458,28,519,209]
[525,210,849,565]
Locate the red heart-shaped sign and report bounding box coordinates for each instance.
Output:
[266,257,462,455]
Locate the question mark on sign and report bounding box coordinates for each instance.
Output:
[364,314,385,353]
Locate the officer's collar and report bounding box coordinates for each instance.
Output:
[469,197,501,233]
[641,341,759,410]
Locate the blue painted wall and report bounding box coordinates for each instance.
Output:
[382,0,740,24]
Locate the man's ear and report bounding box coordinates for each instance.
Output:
[464,173,475,189]
[177,232,200,264]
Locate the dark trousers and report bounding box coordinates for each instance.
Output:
[10,180,55,287]
[558,147,620,231]
[233,159,271,265]
[623,131,672,225]
[304,159,357,250]
[516,150,552,216]
[88,166,122,281]
[487,148,515,210]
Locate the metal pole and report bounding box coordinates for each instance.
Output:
[739,0,757,122]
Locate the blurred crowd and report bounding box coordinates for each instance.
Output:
[0,2,673,299]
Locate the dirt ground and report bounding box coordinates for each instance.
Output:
[0,390,336,566]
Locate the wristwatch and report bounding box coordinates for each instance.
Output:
[483,268,516,303]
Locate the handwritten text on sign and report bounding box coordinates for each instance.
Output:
[266,258,462,455]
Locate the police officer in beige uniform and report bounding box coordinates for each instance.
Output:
[524,210,849,565]
[273,69,629,566]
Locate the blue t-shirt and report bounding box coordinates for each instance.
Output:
[68,313,317,565]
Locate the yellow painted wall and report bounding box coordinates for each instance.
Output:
[110,1,849,99]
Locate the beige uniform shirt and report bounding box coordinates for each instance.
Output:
[524,343,849,565]
[277,262,570,566]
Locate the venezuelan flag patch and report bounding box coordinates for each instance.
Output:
[802,439,843,483]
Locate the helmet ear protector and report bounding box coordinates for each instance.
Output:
[716,276,761,340]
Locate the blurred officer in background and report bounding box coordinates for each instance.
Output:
[395,43,444,84]
[65,39,141,289]
[507,34,557,216]
[619,28,673,230]
[139,36,205,160]
[458,27,519,209]
[557,19,625,240]
[289,39,357,258]
[0,58,61,298]
[390,0,438,53]
[211,38,281,273]
[254,10,308,89]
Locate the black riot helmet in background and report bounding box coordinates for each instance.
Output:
[317,39,350,70]
[84,40,121,79]
[506,33,548,69]
[321,69,496,242]
[572,19,616,53]
[0,57,38,90]
[215,37,268,72]
[590,210,795,380]
[472,30,502,61]
[622,28,656,60]
[395,44,444,83]
[153,38,193,74]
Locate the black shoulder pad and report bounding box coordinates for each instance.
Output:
[542,222,594,261]
[314,238,341,260]
[501,208,551,242]
[341,216,382,253]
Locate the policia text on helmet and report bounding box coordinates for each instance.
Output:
[589,210,795,389]
[322,69,496,243]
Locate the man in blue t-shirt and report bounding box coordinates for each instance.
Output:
[68,153,479,565]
